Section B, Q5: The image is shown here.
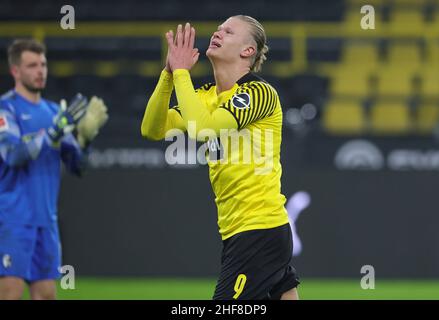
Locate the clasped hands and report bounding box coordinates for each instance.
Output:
[165,22,200,72]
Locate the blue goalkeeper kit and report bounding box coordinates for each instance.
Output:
[0,90,86,281]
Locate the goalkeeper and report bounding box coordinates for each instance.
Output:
[0,39,108,300]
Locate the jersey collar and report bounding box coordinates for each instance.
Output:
[236,72,266,85]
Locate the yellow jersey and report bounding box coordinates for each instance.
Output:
[141,69,289,239]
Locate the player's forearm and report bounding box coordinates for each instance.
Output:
[173,69,236,139]
[0,131,46,167]
[141,69,174,140]
[61,134,88,176]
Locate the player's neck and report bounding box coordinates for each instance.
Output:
[212,62,250,94]
[15,83,41,104]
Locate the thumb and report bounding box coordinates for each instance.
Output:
[60,99,67,112]
[192,52,200,65]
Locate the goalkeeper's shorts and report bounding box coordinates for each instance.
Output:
[213,223,300,300]
[0,221,61,282]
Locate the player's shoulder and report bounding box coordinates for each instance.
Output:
[0,90,18,105]
[237,73,278,96]
[0,90,17,113]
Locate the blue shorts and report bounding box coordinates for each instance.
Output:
[0,222,61,282]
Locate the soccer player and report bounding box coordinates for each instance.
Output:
[0,39,108,300]
[141,16,299,300]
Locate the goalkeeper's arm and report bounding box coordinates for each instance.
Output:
[76,96,109,148]
[0,94,88,168]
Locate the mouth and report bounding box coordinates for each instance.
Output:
[34,78,45,87]
[209,40,222,49]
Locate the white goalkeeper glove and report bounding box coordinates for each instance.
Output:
[76,96,109,148]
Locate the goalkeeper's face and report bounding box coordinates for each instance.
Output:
[206,17,256,66]
[12,51,47,93]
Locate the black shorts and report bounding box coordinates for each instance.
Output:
[213,223,300,300]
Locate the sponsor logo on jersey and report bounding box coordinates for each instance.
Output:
[2,254,12,268]
[231,93,250,109]
[0,114,9,132]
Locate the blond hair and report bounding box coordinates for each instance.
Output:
[234,15,269,72]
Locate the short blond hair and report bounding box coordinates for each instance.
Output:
[234,15,269,72]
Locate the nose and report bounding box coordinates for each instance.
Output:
[38,64,47,74]
[212,30,222,40]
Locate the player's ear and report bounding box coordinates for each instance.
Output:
[10,65,19,79]
[240,45,256,59]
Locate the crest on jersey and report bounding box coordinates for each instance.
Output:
[0,114,9,132]
[2,254,12,268]
[231,93,251,109]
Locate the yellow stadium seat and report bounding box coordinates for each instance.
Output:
[370,101,411,134]
[417,103,439,134]
[324,100,366,135]
[433,9,439,27]
[341,43,380,69]
[389,9,425,32]
[330,68,373,97]
[375,67,416,97]
[387,43,422,70]
[420,70,439,98]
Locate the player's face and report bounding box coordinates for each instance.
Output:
[12,51,47,92]
[207,17,256,64]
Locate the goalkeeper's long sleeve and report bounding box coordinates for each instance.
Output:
[61,133,88,176]
[172,69,237,140]
[0,130,46,167]
[0,106,57,167]
[141,69,185,140]
[1,100,87,173]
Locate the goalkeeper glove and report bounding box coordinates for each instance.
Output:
[76,96,109,148]
[47,93,88,143]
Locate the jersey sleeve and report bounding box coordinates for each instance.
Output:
[173,69,238,140]
[0,103,46,167]
[166,83,214,138]
[141,70,189,140]
[60,133,88,176]
[170,82,212,117]
[219,81,279,130]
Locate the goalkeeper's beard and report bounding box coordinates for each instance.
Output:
[22,79,45,93]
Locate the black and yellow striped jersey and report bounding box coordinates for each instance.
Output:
[141,69,289,240]
[190,73,288,239]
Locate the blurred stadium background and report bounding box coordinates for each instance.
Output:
[2,0,439,299]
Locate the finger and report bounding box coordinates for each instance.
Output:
[165,30,174,48]
[170,30,176,45]
[60,99,67,112]
[189,27,196,49]
[176,24,183,47]
[69,94,88,116]
[184,23,191,48]
[193,52,200,65]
